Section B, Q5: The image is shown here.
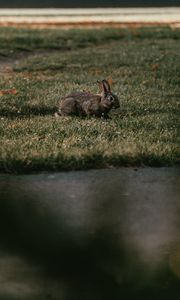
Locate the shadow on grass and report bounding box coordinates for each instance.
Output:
[0,105,140,120]
[0,105,57,119]
[0,152,175,174]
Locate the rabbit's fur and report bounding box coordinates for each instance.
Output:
[55,80,119,118]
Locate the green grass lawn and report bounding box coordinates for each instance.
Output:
[0,27,179,173]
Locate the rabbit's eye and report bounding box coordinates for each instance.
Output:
[108,95,114,102]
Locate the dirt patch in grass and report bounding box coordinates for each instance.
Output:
[0,21,180,29]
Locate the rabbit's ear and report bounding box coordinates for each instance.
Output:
[102,80,111,93]
[97,80,111,93]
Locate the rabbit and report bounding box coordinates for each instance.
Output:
[55,79,120,118]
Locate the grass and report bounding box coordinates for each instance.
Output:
[0,26,179,173]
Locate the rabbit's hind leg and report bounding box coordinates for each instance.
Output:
[60,98,79,116]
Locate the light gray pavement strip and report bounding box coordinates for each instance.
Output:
[0,167,180,299]
[0,8,180,26]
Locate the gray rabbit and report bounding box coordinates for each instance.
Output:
[55,79,120,118]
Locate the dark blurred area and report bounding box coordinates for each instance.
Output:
[0,0,179,8]
[0,168,180,300]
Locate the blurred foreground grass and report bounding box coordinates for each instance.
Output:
[0,27,179,173]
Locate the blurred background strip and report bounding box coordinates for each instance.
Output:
[0,0,180,8]
[0,8,180,28]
